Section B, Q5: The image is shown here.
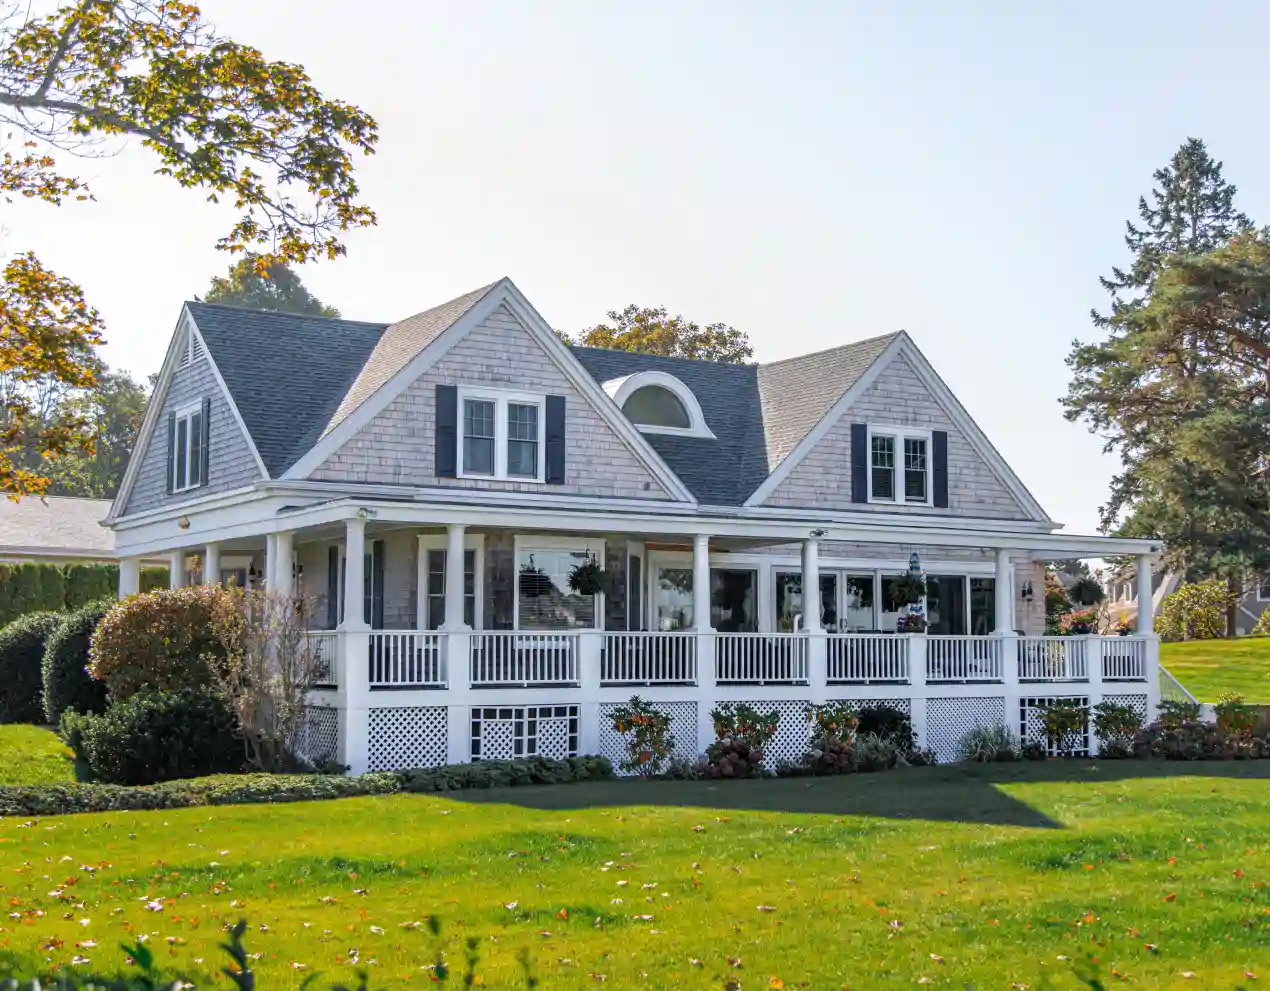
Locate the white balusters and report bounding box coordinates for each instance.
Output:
[1101,637,1147,681]
[470,632,580,686]
[305,631,340,687]
[925,636,1003,682]
[714,633,808,685]
[601,633,697,685]
[367,632,446,688]
[826,634,910,684]
[1017,637,1088,681]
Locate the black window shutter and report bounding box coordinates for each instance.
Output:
[326,545,339,629]
[370,539,385,628]
[932,430,949,508]
[435,384,458,477]
[165,412,177,494]
[850,423,868,503]
[200,397,212,486]
[545,394,566,484]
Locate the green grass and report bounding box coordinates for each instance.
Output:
[0,762,1265,989]
[0,724,75,785]
[1161,637,1270,702]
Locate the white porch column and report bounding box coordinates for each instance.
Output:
[800,538,821,633]
[203,543,221,586]
[339,517,371,775]
[1136,554,1154,636]
[118,556,141,598]
[993,550,1013,634]
[692,534,712,632]
[264,534,277,591]
[442,523,469,630]
[273,531,295,598]
[168,550,187,589]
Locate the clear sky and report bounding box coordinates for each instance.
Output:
[13,1,1270,535]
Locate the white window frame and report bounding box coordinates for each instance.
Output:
[457,386,546,483]
[415,533,486,630]
[602,371,716,439]
[171,400,205,493]
[1257,579,1270,603]
[512,534,605,631]
[866,424,933,507]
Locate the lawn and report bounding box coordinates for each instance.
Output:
[0,762,1265,989]
[1161,637,1270,703]
[0,724,75,785]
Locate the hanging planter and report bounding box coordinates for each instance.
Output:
[568,556,609,596]
[518,556,555,598]
[888,573,927,608]
[896,613,928,633]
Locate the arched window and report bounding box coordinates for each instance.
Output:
[623,385,691,429]
[603,371,715,438]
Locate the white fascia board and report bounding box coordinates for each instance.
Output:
[744,333,906,506]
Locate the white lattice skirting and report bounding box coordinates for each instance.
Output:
[367,706,448,771]
[292,706,340,766]
[926,697,1007,764]
[598,701,698,776]
[470,705,579,761]
[1020,696,1091,757]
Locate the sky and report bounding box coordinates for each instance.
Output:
[13,1,1270,537]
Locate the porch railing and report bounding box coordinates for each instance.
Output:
[1159,664,1198,705]
[369,631,445,688]
[715,633,808,685]
[926,635,1003,683]
[601,632,697,685]
[1017,636,1088,681]
[1101,637,1147,681]
[470,632,581,687]
[305,630,339,688]
[826,633,909,684]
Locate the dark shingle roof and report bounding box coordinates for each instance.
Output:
[756,333,899,470]
[186,302,388,476]
[568,347,771,505]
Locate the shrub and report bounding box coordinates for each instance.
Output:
[396,755,612,792]
[1093,700,1143,758]
[854,731,901,771]
[41,600,111,723]
[70,690,245,785]
[1157,698,1203,727]
[1021,739,1048,760]
[1215,693,1259,738]
[608,696,675,776]
[956,723,1020,763]
[89,585,230,700]
[793,701,859,775]
[1134,716,1268,761]
[857,705,916,750]
[1036,698,1091,756]
[0,611,63,723]
[703,702,780,778]
[1157,578,1238,641]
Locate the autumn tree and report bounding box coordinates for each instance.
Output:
[203,253,340,317]
[570,304,753,363]
[0,0,377,496]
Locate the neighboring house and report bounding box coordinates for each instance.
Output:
[106,279,1163,771]
[0,496,115,564]
[1107,566,1269,636]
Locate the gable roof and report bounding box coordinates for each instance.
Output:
[569,347,770,505]
[186,302,389,477]
[0,496,114,559]
[756,333,898,470]
[323,282,500,436]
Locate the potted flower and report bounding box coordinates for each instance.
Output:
[1059,607,1098,635]
[567,556,609,596]
[896,613,927,633]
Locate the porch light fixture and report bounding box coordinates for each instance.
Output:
[292,562,304,581]
[247,563,260,583]
[809,528,827,538]
[177,516,190,529]
[1020,580,1034,601]
[357,507,377,520]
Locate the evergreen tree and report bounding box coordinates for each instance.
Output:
[203,254,341,317]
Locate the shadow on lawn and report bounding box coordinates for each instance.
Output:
[447,760,1270,828]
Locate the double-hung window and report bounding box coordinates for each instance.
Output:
[868,426,932,506]
[459,389,545,482]
[172,402,205,492]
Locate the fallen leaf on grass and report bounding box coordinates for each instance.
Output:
[757,905,776,913]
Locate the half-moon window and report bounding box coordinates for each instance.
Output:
[623,385,691,429]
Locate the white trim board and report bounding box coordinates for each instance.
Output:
[744,332,1051,522]
[281,279,697,504]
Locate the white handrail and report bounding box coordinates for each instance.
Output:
[926,635,1003,682]
[826,633,909,683]
[305,630,340,687]
[471,632,580,686]
[715,633,808,685]
[602,632,697,685]
[369,631,446,688]
[1101,637,1147,681]
[1017,637,1088,681]
[1158,664,1198,705]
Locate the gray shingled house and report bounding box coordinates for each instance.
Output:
[106,278,1164,772]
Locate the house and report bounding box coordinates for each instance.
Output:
[0,496,116,564]
[1107,565,1270,637]
[106,279,1164,771]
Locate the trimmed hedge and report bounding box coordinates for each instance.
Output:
[69,690,245,785]
[0,562,166,627]
[0,612,64,723]
[0,755,614,816]
[41,600,111,723]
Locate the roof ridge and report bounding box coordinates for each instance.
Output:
[185,300,389,328]
[758,331,902,370]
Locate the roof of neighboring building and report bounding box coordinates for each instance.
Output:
[186,302,389,476]
[0,496,114,559]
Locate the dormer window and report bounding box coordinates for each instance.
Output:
[604,371,715,439]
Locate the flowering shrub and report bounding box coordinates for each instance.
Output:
[705,703,780,777]
[793,702,858,775]
[1093,700,1143,758]
[1215,693,1259,738]
[608,696,675,776]
[1058,607,1098,635]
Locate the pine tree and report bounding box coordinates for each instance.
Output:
[203,254,341,317]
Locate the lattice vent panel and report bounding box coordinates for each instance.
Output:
[470,705,579,762]
[367,706,448,771]
[292,706,339,766]
[1020,696,1091,757]
[827,698,912,717]
[742,700,813,768]
[926,697,1007,764]
[1103,694,1148,722]
[598,701,697,776]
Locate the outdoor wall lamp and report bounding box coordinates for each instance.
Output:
[1020,580,1034,601]
[809,528,828,538]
